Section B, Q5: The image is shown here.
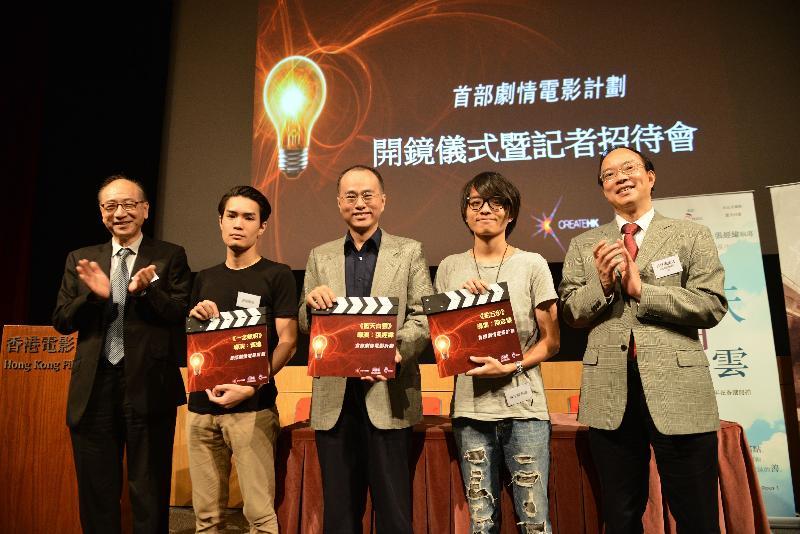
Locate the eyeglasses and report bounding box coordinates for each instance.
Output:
[339,191,380,205]
[599,161,644,183]
[466,196,507,212]
[99,200,146,213]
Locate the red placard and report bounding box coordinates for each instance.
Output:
[308,314,398,377]
[186,324,269,392]
[427,299,523,378]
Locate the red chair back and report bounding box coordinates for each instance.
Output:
[422,396,442,416]
[294,396,312,422]
[567,394,580,414]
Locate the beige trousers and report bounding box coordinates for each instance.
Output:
[187,407,280,534]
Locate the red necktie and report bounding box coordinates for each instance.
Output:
[621,223,640,358]
[621,222,640,260]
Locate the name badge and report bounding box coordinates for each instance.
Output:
[651,255,682,279]
[236,291,261,308]
[504,383,534,407]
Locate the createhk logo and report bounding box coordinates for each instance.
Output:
[531,196,601,252]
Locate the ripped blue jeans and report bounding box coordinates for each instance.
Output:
[452,418,551,534]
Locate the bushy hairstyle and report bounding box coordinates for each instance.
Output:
[460,171,521,237]
[217,185,272,224]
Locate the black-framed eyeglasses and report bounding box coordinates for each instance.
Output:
[466,196,507,212]
[99,200,146,213]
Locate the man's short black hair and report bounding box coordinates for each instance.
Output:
[597,146,655,186]
[460,171,521,237]
[97,174,148,201]
[217,185,272,224]
[336,164,385,192]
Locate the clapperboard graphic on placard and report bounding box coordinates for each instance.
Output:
[308,296,399,377]
[423,282,523,378]
[185,307,269,392]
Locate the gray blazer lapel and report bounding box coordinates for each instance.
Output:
[371,232,400,295]
[636,213,674,269]
[601,221,619,244]
[319,239,347,296]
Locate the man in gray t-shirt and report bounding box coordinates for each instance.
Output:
[435,171,560,533]
[435,250,556,421]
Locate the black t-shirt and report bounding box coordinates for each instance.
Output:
[187,257,297,414]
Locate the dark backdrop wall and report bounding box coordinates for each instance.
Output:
[3,4,44,329]
[4,4,173,328]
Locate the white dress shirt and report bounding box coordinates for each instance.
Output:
[615,207,655,248]
[111,233,143,278]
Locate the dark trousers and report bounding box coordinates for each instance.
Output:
[588,360,720,534]
[315,379,413,534]
[69,359,177,534]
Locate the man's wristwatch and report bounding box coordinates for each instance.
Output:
[513,361,525,376]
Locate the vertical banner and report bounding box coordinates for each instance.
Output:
[654,191,796,516]
[769,183,800,437]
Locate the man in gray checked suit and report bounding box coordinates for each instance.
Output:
[559,147,727,534]
[299,164,432,534]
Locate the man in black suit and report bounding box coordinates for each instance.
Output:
[53,175,191,534]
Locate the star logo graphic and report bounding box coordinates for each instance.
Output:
[531,196,566,252]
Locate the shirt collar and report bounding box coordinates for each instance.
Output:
[344,228,382,252]
[112,233,143,257]
[615,208,655,234]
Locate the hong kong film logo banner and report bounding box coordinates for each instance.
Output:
[654,191,796,516]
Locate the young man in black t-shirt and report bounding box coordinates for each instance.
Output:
[187,186,297,533]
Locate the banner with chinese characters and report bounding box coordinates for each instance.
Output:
[1,325,82,533]
[654,191,796,516]
[2,325,77,374]
[250,0,733,270]
[423,282,523,378]
[185,307,270,392]
[309,296,399,378]
[769,183,800,440]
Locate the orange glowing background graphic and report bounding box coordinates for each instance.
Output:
[252,0,567,267]
[311,334,328,359]
[252,1,740,267]
[307,314,398,377]
[262,55,327,178]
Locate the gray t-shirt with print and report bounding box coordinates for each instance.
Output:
[434,249,557,421]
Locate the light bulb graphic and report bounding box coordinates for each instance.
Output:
[263,55,327,178]
[434,335,451,360]
[312,335,328,360]
[189,352,205,376]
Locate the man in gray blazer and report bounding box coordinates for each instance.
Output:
[559,147,727,533]
[299,164,432,534]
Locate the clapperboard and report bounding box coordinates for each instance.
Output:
[423,282,523,378]
[308,296,400,378]
[185,307,269,392]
